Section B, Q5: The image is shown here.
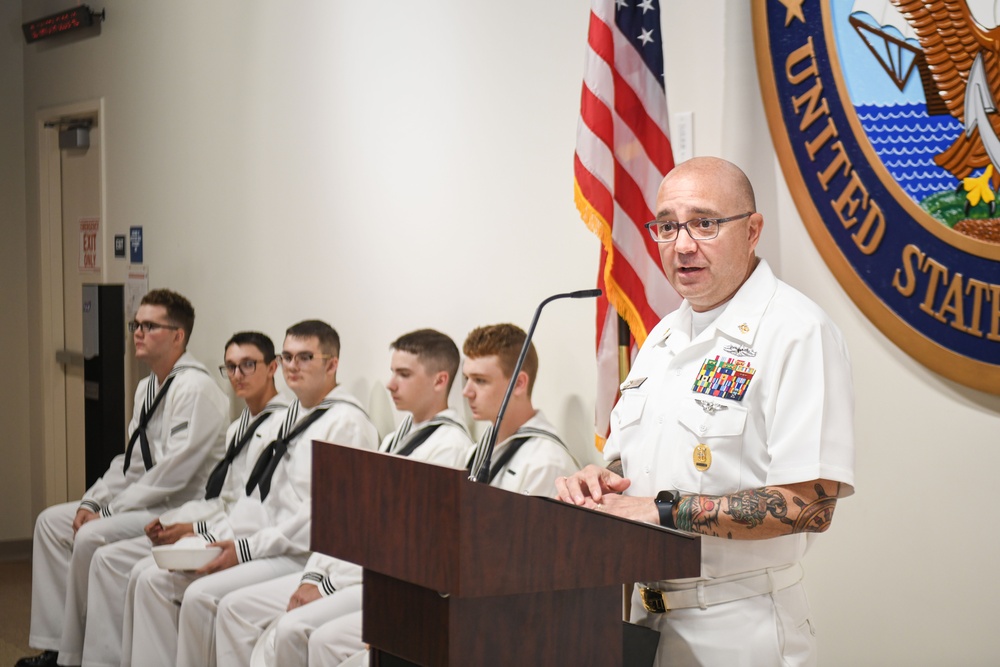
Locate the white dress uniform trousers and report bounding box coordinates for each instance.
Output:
[80,398,286,667]
[218,572,364,667]
[31,506,154,666]
[119,554,155,667]
[307,608,364,666]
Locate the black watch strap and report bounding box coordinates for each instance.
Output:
[655,490,680,529]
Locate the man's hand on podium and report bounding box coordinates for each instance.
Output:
[555,464,656,523]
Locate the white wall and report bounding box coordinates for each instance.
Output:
[0,1,30,545]
[9,0,1000,664]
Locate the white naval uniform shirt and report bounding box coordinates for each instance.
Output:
[304,408,476,594]
[201,385,379,562]
[80,352,230,516]
[158,395,290,528]
[299,552,364,597]
[603,259,856,579]
[378,408,475,468]
[487,411,579,497]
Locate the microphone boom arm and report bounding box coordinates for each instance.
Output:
[470,288,602,484]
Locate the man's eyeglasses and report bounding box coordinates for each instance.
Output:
[128,320,181,334]
[218,359,265,378]
[644,212,753,243]
[278,351,333,366]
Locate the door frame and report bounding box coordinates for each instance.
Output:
[35,98,106,506]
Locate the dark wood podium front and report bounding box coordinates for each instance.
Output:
[312,441,700,666]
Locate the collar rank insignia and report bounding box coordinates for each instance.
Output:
[620,377,647,391]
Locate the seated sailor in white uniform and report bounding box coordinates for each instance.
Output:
[17,288,229,667]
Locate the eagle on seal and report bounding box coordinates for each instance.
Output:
[888,0,1000,185]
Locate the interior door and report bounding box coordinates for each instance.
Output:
[59,117,101,499]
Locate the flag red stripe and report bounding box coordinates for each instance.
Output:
[579,83,614,152]
[611,71,673,176]
[612,167,663,275]
[596,245,610,347]
[574,155,614,227]
[587,11,614,67]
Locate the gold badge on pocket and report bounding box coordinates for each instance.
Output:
[693,444,712,472]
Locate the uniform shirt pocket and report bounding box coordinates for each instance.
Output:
[675,398,749,493]
[614,390,647,430]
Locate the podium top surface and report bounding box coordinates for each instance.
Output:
[312,441,700,598]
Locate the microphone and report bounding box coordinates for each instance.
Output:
[469,288,602,484]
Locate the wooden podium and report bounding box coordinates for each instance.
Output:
[312,441,700,667]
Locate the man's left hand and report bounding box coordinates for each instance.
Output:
[590,493,659,523]
[151,522,196,546]
[72,507,100,536]
[196,540,238,575]
[286,583,322,611]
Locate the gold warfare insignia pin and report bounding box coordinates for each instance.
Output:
[693,444,712,472]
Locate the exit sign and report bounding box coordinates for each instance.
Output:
[23,6,101,44]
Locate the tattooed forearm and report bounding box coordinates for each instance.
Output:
[607,459,624,477]
[726,488,787,529]
[675,494,721,534]
[674,480,840,540]
[789,482,839,533]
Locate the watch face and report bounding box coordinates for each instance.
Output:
[656,490,678,504]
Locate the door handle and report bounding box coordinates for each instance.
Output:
[56,349,85,367]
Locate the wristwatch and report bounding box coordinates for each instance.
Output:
[654,490,681,529]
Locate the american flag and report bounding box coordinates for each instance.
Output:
[573,0,679,448]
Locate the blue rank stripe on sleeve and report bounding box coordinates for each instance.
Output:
[692,356,755,402]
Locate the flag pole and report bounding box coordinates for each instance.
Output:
[617,313,631,384]
[616,310,633,622]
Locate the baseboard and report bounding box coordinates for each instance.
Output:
[0,539,31,561]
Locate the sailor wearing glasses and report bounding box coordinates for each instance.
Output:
[18,289,229,667]
[557,157,856,667]
[128,319,379,667]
